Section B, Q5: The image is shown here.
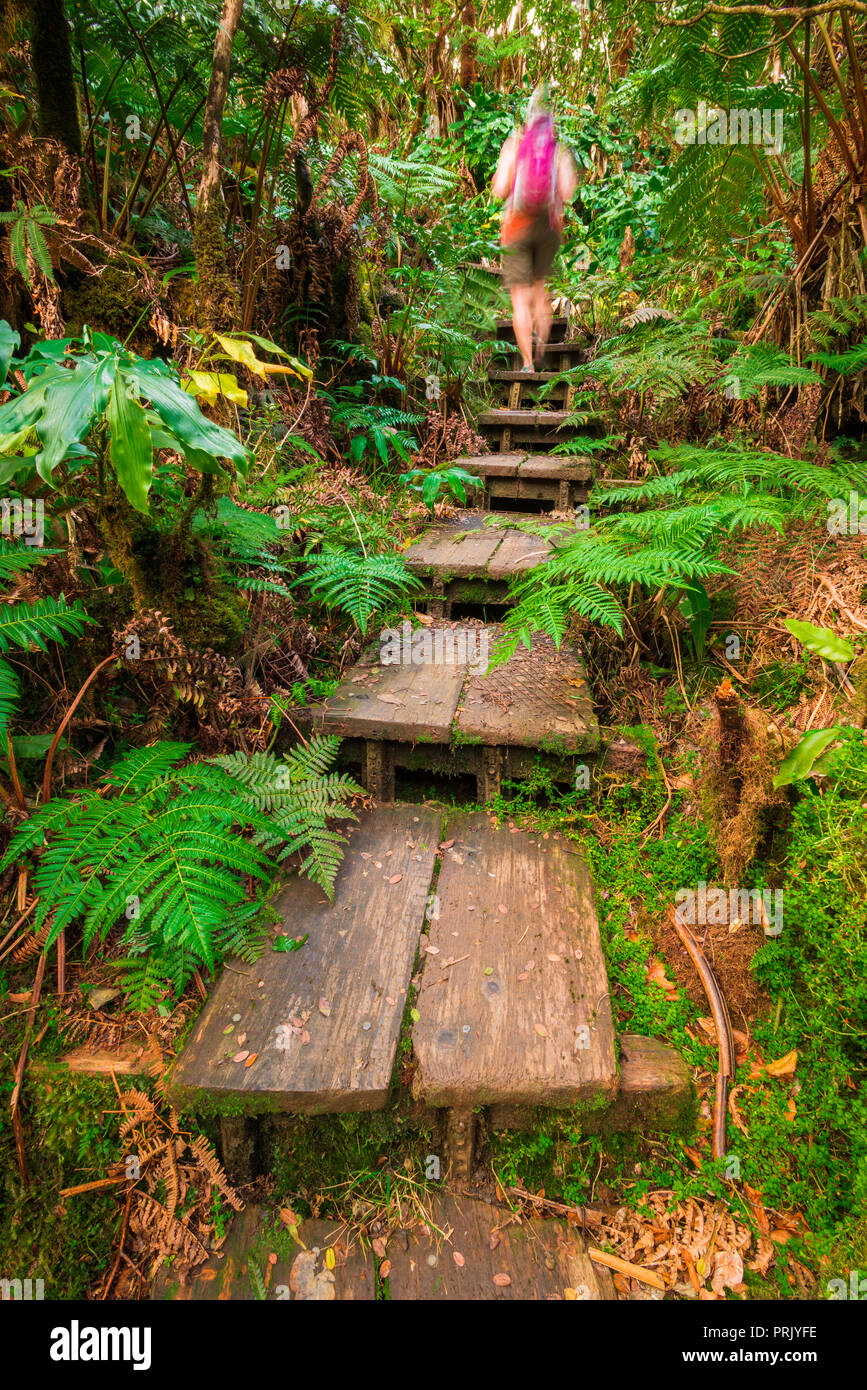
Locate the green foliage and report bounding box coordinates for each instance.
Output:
[3,738,358,1004]
[211,737,362,900]
[326,389,423,466]
[783,619,857,664]
[0,330,250,512]
[295,549,422,633]
[750,737,867,1238]
[498,444,867,661]
[399,464,484,512]
[0,539,93,736]
[0,202,57,290]
[774,726,854,789]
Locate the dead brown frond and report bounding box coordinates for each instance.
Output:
[702,679,786,883]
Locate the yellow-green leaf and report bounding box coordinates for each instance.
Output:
[184,370,248,407]
[214,334,312,380]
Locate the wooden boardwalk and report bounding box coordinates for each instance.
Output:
[170,805,689,1179]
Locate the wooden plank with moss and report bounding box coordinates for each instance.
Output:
[170,807,441,1113]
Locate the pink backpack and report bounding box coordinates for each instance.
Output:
[511,116,558,217]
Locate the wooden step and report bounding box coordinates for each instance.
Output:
[478,409,571,428]
[170,806,441,1113]
[450,453,593,482]
[488,370,559,383]
[156,1193,615,1301]
[403,513,564,588]
[384,1194,615,1299]
[157,1206,377,1300]
[445,453,592,511]
[494,315,570,342]
[301,622,599,802]
[490,342,586,368]
[412,812,616,1111]
[455,633,595,752]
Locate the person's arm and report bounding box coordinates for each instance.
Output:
[491,135,516,200]
[557,145,578,204]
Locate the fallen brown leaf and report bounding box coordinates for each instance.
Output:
[765,1049,798,1078]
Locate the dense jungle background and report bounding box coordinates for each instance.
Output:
[0,0,866,1305]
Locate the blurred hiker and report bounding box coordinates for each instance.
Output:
[492,84,577,372]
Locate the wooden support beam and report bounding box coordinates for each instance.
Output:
[446,1107,476,1186]
[364,740,394,803]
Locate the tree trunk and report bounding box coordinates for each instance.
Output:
[27,0,82,154]
[193,0,244,329]
[459,2,477,91]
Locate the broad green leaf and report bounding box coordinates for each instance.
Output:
[243,332,290,359]
[422,473,440,510]
[8,734,65,759]
[0,320,20,386]
[784,619,856,663]
[124,359,250,469]
[773,727,847,787]
[0,456,36,486]
[108,374,153,514]
[33,356,115,480]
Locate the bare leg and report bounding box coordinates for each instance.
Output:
[532,280,552,364]
[510,284,534,370]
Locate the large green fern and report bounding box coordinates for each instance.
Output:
[295,549,422,633]
[211,738,361,898]
[3,738,362,1007]
[496,442,867,662]
[0,540,94,736]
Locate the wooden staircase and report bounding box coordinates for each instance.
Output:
[480,314,595,452]
[158,304,692,1300]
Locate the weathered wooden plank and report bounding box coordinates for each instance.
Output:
[450,453,527,477]
[487,370,559,383]
[518,454,593,481]
[385,1193,615,1300]
[412,812,616,1109]
[171,806,441,1113]
[455,633,598,753]
[310,639,467,743]
[484,527,553,579]
[494,315,569,335]
[157,1207,376,1300]
[479,409,570,428]
[402,521,503,577]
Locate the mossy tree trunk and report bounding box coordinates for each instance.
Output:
[193,0,244,330]
[27,0,82,155]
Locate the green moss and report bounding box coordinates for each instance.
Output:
[64,261,147,342]
[0,1072,120,1299]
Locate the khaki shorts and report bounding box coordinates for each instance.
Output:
[500,214,561,288]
